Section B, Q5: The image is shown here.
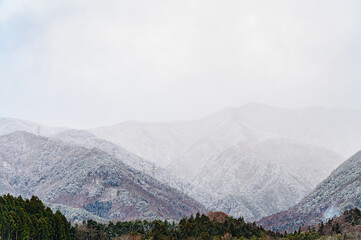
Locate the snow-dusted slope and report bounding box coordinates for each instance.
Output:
[46,203,107,223]
[53,129,215,208]
[193,144,312,221]
[251,139,343,187]
[258,150,361,232]
[170,118,272,180]
[0,131,206,222]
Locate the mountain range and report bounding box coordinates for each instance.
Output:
[89,103,359,220]
[1,103,360,223]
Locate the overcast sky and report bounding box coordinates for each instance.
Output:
[1,0,361,128]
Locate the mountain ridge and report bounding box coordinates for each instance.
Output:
[0,131,206,222]
[257,150,361,232]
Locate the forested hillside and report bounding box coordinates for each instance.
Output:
[0,194,72,240]
[1,194,361,239]
[71,208,361,240]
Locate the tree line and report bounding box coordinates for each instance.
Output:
[1,194,360,239]
[73,212,323,240]
[0,194,72,240]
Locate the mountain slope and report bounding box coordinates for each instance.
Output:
[169,118,272,180]
[251,139,343,187]
[0,131,206,221]
[53,129,216,208]
[193,144,313,221]
[258,150,361,232]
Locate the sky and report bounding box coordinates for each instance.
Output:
[0,0,361,128]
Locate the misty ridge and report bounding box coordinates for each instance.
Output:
[1,0,361,239]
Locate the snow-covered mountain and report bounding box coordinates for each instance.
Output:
[53,129,216,208]
[258,150,361,232]
[1,104,357,221]
[90,104,355,180]
[193,144,313,221]
[0,131,206,222]
[89,103,351,220]
[51,129,337,222]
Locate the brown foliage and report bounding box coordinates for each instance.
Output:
[208,211,228,223]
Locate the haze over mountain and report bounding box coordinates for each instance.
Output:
[0,131,205,222]
[89,103,352,219]
[0,103,358,221]
[53,129,216,209]
[53,128,335,221]
[251,139,343,188]
[258,150,361,232]
[91,103,361,167]
[193,144,313,220]
[2,0,361,235]
[0,104,354,220]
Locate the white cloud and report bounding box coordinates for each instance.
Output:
[1,0,361,128]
